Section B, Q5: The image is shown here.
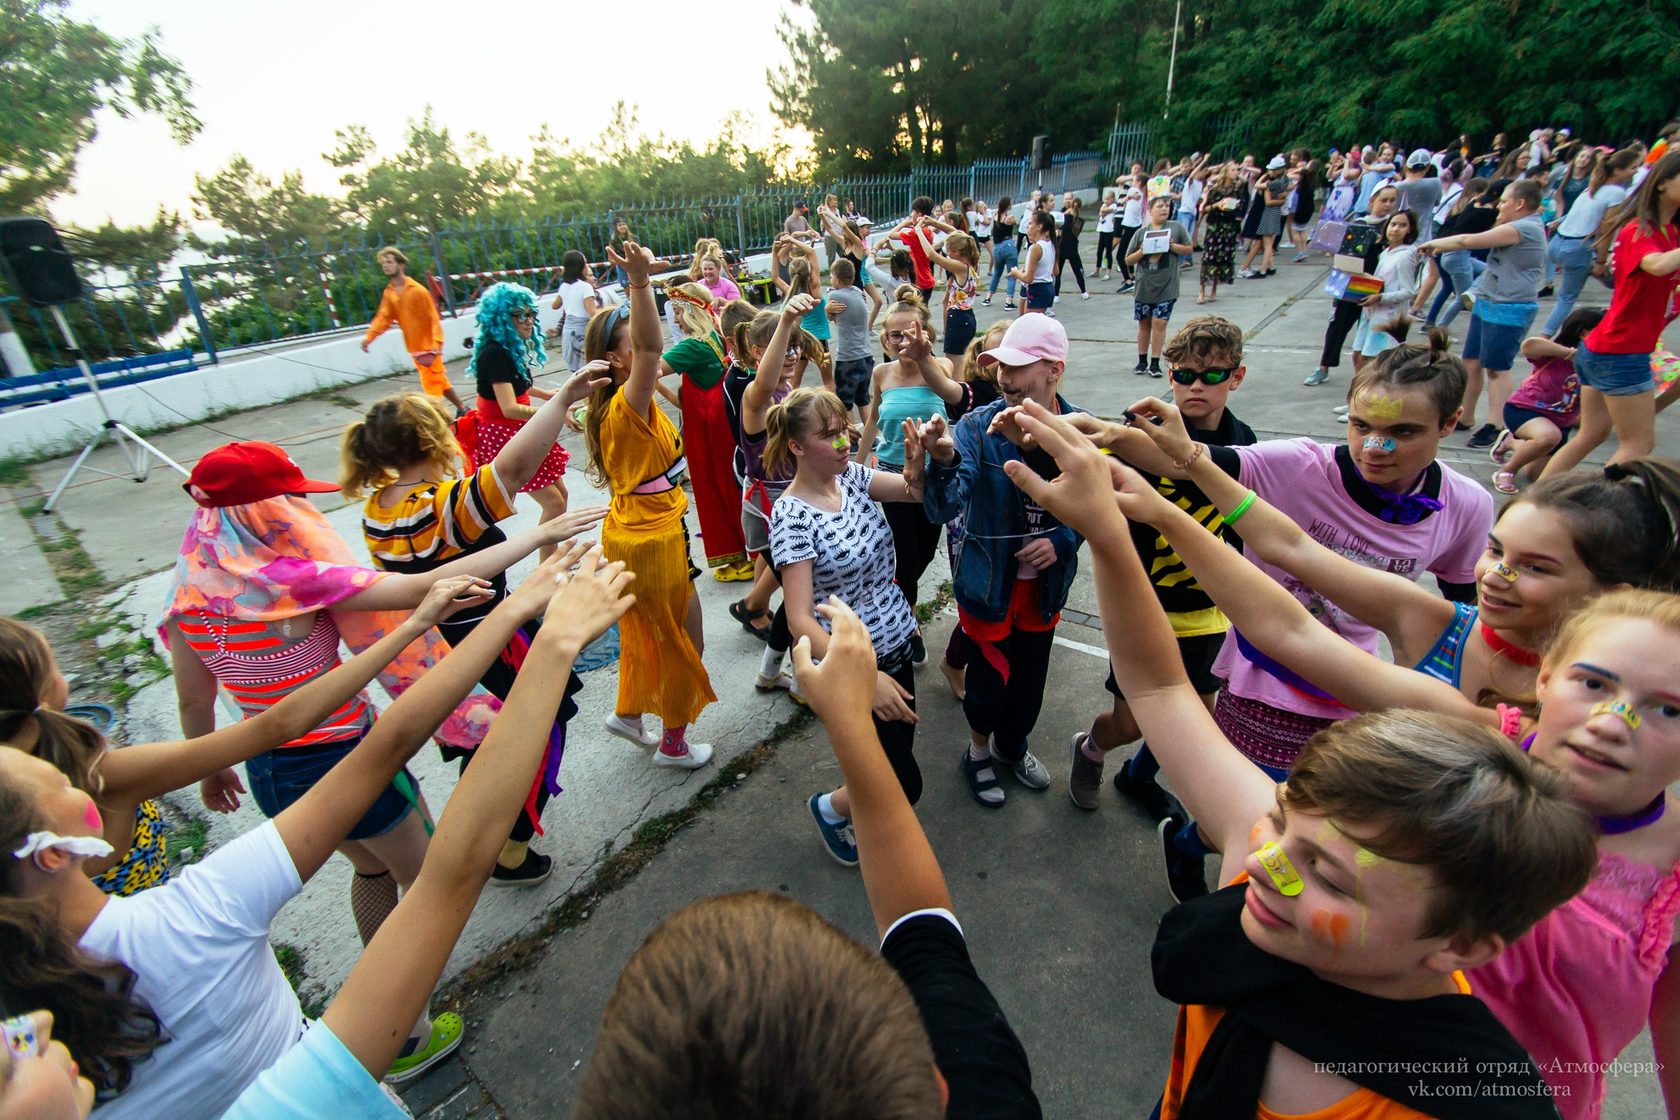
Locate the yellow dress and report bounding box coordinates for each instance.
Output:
[601,390,716,725]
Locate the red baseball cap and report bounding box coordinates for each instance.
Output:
[184,441,338,508]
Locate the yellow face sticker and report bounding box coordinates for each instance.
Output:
[1362,394,1405,421]
[1255,842,1304,896]
[1491,561,1519,583]
[1591,699,1642,731]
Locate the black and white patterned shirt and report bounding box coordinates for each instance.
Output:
[771,463,917,655]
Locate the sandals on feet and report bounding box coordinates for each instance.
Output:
[729,599,772,642]
[1493,470,1519,495]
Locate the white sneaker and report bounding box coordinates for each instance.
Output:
[605,713,658,748]
[652,741,714,769]
[1007,749,1052,790]
[1081,292,1091,301]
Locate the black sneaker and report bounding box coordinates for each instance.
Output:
[490,849,552,888]
[1467,422,1500,449]
[1112,752,1177,821]
[1148,360,1163,379]
[1134,357,1149,375]
[909,632,927,666]
[1158,816,1210,904]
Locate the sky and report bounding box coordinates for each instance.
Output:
[53,0,811,229]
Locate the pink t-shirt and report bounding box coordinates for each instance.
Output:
[1211,439,1494,720]
[1507,354,1581,427]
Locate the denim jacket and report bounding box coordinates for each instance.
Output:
[923,395,1085,625]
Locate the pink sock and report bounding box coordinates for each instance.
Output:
[1080,734,1108,763]
[658,728,688,757]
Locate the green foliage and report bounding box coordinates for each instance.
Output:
[190,157,344,256]
[1162,0,1680,155]
[328,108,520,239]
[771,0,1026,177]
[0,0,199,213]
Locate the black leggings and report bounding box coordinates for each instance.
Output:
[873,655,922,804]
[883,495,942,614]
[1115,225,1141,280]
[1055,243,1087,295]
[1319,298,1363,370]
[962,623,1056,762]
[1095,230,1116,271]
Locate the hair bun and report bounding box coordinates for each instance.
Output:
[1425,325,1452,355]
[894,284,922,307]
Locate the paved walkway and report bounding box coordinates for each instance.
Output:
[4,246,1676,1119]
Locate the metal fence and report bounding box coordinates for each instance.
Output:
[1103,116,1259,179]
[0,149,1109,404]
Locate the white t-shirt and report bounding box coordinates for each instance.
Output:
[1121,186,1145,227]
[556,280,594,329]
[1180,179,1206,218]
[222,1019,410,1120]
[771,463,918,656]
[967,208,993,238]
[82,821,306,1120]
[1097,202,1118,233]
[1557,183,1629,240]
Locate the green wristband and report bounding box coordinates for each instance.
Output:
[1223,490,1258,527]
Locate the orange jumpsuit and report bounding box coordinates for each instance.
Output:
[365,276,451,397]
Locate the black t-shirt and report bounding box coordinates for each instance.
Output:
[721,361,754,483]
[1128,408,1257,616]
[473,337,532,401]
[880,912,1041,1120]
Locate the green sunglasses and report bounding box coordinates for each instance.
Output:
[1168,366,1237,386]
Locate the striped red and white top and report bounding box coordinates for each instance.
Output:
[174,612,370,748]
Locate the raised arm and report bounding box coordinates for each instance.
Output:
[118,579,488,804]
[1121,397,1455,661]
[608,239,663,419]
[322,547,632,1079]
[274,547,587,883]
[746,294,813,428]
[493,364,609,490]
[792,599,950,936]
[998,406,1274,872]
[894,318,964,408]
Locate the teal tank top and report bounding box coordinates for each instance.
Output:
[802,296,831,341]
[874,384,947,467]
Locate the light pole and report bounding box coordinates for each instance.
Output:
[1164,0,1183,120]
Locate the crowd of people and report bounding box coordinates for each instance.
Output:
[3,119,1680,1120]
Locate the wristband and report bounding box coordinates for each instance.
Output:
[1172,443,1204,472]
[1223,490,1258,527]
[625,281,649,290]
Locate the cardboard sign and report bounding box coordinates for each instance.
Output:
[1141,229,1172,256]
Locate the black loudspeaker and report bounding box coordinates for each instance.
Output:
[0,217,84,306]
[1030,135,1052,172]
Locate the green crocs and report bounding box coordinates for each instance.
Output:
[383,1011,464,1084]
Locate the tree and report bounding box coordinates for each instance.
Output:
[1163,0,1679,157]
[0,0,199,213]
[191,157,347,255]
[770,0,1028,177]
[327,109,521,239]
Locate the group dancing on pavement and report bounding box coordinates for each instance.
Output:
[5,130,1680,1120]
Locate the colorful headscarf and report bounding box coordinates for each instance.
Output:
[162,495,498,751]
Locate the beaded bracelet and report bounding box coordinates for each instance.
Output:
[1172,443,1204,472]
[1223,490,1258,527]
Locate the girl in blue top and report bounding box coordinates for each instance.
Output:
[858,288,966,663]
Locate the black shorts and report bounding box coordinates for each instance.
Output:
[1105,630,1225,698]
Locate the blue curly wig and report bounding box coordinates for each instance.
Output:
[467,282,546,378]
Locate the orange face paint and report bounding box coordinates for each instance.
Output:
[1309,909,1353,951]
[1249,823,1265,847]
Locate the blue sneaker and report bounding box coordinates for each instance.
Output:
[808,794,858,867]
[1303,368,1329,386]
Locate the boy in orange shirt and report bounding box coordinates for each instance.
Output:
[362,247,467,416]
[1003,402,1593,1120]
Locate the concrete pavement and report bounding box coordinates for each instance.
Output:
[4,244,1677,1118]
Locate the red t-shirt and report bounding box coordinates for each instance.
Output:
[899,225,936,289]
[1585,221,1680,355]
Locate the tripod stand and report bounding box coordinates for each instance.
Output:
[41,304,188,513]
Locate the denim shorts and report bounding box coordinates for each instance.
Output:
[246,735,416,840]
[832,356,874,410]
[1025,281,1056,310]
[1502,402,1574,442]
[1575,343,1654,397]
[944,308,977,356]
[1462,309,1532,371]
[1134,298,1176,322]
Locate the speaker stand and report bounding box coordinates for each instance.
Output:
[41,306,189,513]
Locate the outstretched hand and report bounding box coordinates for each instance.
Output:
[894,320,935,365]
[410,575,496,633]
[607,239,657,285]
[539,544,635,653]
[558,361,612,411]
[911,414,955,464]
[782,291,817,320]
[790,597,879,732]
[540,505,609,545]
[1120,396,1197,464]
[999,400,1129,539]
[987,405,1038,450]
[504,543,585,620]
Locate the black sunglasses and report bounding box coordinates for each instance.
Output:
[1169,366,1237,386]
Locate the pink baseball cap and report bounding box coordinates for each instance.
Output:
[979,315,1069,368]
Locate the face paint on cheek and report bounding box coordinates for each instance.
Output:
[1255,842,1304,896]
[1249,823,1265,848]
[84,798,103,833]
[1591,699,1642,730]
[1363,395,1405,421]
[1362,435,1398,453]
[1309,909,1353,951]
